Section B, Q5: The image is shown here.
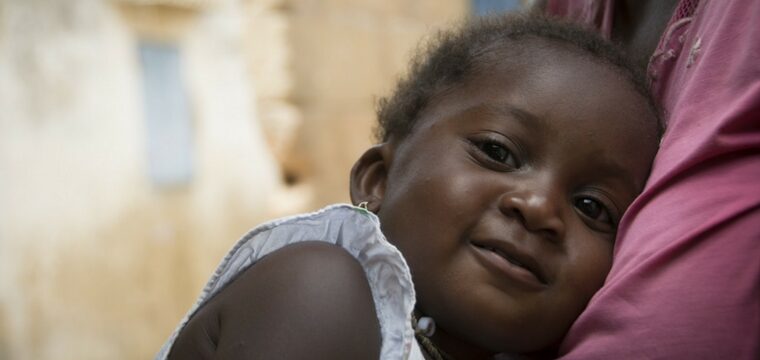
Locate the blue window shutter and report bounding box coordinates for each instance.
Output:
[138,41,194,187]
[472,0,522,16]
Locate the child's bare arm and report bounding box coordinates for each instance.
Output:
[169,241,381,359]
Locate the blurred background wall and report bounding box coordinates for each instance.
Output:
[0,0,528,358]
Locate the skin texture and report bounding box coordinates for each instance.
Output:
[168,242,381,360]
[350,41,659,358]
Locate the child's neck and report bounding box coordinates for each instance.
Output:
[428,327,493,360]
[425,328,557,360]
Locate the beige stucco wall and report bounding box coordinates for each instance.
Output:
[285,0,469,205]
[0,0,469,358]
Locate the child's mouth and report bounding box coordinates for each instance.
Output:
[470,241,548,288]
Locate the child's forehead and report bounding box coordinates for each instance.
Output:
[404,48,658,154]
[471,38,614,82]
[428,46,644,120]
[471,37,655,119]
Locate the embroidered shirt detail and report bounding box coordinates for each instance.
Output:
[687,37,702,68]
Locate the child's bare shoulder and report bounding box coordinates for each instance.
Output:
[170,242,381,360]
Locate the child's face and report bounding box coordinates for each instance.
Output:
[359,46,659,354]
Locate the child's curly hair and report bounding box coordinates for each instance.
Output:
[375,14,661,142]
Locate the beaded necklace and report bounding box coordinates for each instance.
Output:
[412,314,455,360]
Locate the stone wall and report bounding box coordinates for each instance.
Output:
[1,0,284,358]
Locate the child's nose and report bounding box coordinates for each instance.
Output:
[498,186,566,243]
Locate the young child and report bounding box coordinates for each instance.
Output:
[157,14,661,360]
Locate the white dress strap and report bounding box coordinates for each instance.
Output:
[155,204,424,359]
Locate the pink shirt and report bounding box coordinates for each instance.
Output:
[548,1,760,358]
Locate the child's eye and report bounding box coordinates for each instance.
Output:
[573,197,616,232]
[475,140,518,168]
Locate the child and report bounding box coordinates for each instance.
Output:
[157,14,661,360]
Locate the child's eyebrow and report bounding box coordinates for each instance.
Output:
[479,103,545,131]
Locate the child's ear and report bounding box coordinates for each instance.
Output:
[349,143,392,213]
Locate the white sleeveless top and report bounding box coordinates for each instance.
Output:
[155,204,426,360]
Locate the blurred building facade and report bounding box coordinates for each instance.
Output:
[0,0,527,358]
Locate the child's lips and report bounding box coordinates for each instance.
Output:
[470,240,548,289]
